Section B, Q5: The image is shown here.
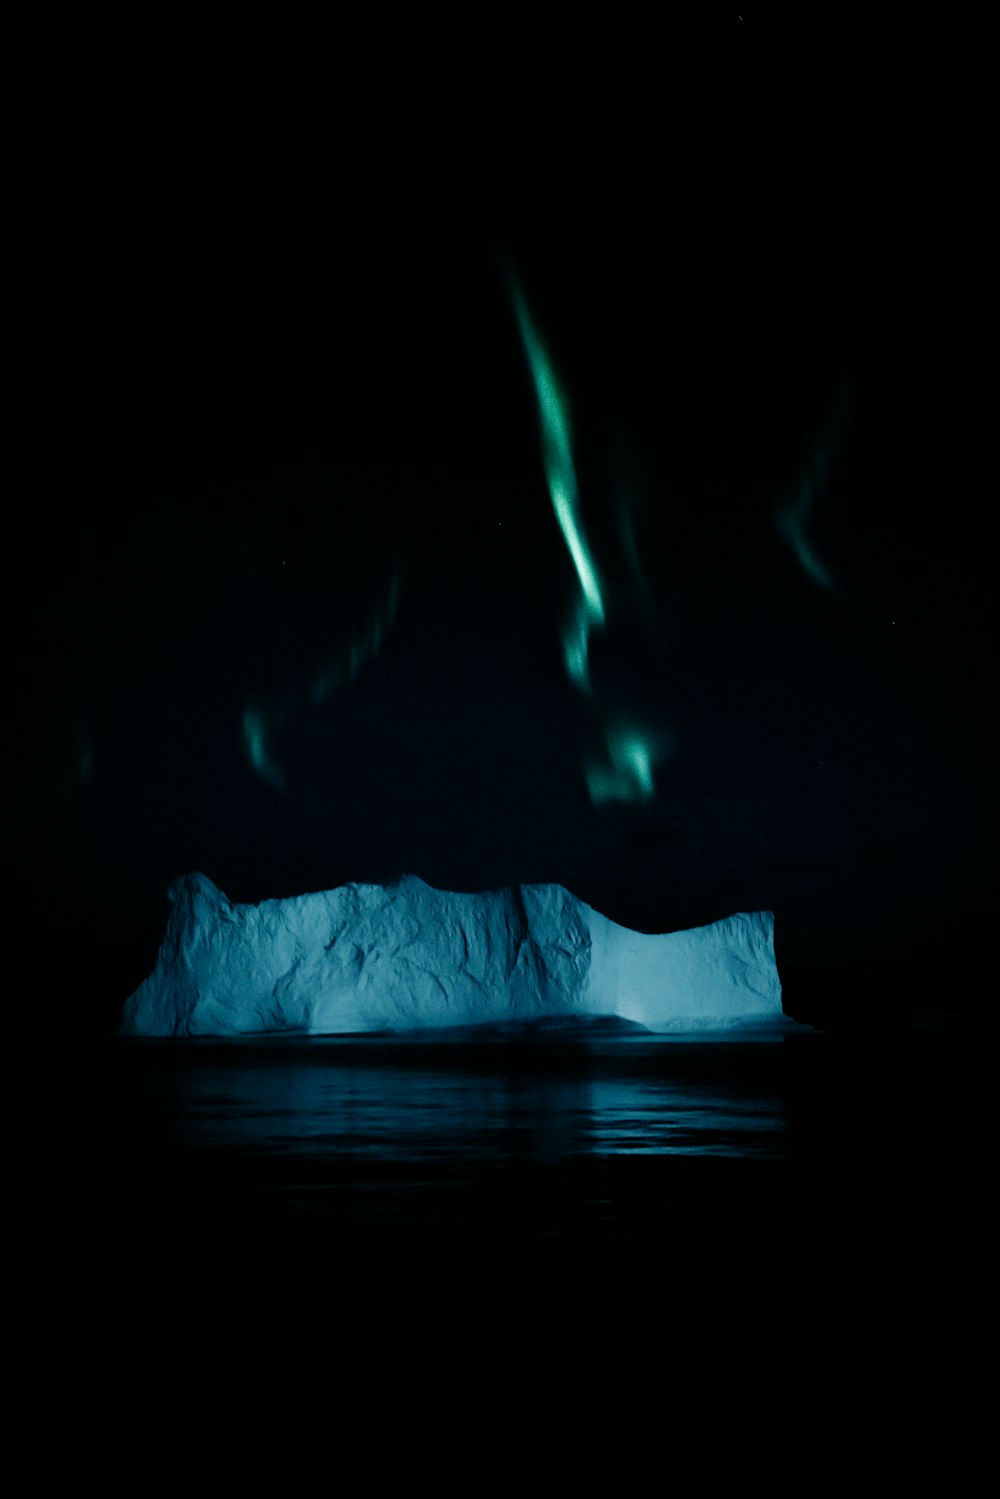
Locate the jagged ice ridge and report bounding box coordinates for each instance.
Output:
[120,873,783,1037]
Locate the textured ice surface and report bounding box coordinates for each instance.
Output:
[120,873,782,1037]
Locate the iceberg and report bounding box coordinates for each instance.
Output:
[120,873,783,1037]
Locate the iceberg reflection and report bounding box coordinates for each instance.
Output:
[144,1033,787,1167]
[99,1029,812,1248]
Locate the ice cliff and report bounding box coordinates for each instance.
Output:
[120,873,783,1037]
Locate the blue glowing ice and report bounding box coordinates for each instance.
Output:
[120,873,783,1037]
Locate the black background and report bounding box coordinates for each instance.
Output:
[13,15,993,1033]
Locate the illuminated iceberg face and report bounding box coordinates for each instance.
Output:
[120,872,782,1037]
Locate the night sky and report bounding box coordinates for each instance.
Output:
[16,17,993,1032]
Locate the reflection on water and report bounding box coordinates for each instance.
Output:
[164,1041,786,1164]
[98,1026,807,1250]
[84,1021,986,1366]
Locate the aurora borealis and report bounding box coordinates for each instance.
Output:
[13,15,992,1034]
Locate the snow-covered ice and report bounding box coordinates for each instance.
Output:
[120,872,783,1037]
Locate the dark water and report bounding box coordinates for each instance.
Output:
[87,1020,985,1273]
[43,1017,984,1443]
[43,1018,980,1466]
[105,1027,787,1246]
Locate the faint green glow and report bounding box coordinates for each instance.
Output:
[309,567,401,706]
[618,732,655,795]
[586,721,661,805]
[776,478,836,591]
[243,707,286,792]
[561,598,593,691]
[508,275,605,686]
[775,392,851,591]
[243,566,401,793]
